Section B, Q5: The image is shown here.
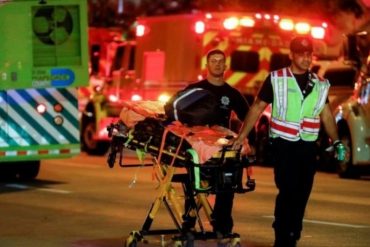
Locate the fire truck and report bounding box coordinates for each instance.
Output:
[0,0,89,179]
[80,27,137,154]
[81,12,341,155]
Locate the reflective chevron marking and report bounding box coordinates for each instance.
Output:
[0,88,80,158]
[0,147,80,157]
[9,90,77,143]
[27,88,79,139]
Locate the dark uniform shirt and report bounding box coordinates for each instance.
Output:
[185,79,249,128]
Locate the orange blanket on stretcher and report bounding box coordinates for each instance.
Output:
[119,101,250,164]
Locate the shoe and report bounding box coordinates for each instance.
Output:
[274,230,298,247]
[182,216,196,231]
[211,218,233,236]
[273,240,297,247]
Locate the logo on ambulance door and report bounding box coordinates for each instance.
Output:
[32,68,75,88]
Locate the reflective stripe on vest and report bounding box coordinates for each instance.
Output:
[270,68,329,141]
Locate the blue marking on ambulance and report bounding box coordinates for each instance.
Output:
[51,68,75,87]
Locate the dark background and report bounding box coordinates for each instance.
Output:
[87,0,370,36]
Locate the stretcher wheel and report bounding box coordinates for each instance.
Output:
[173,240,183,247]
[125,231,141,247]
[217,236,241,247]
[124,238,137,247]
[184,236,194,247]
[230,237,241,247]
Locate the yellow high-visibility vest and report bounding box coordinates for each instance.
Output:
[270,67,330,141]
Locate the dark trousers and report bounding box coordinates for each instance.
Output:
[271,138,317,245]
[182,170,235,234]
[212,191,234,234]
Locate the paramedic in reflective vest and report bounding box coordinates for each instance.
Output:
[231,36,346,247]
[183,49,250,235]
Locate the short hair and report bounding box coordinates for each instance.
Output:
[206,49,226,61]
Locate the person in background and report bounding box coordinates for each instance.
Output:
[182,49,251,236]
[231,36,346,247]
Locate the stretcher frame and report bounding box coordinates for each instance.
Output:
[107,120,256,247]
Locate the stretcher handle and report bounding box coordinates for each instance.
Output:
[106,122,129,168]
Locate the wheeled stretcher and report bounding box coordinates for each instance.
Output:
[106,102,256,247]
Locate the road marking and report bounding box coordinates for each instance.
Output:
[262,215,370,229]
[4,183,71,194]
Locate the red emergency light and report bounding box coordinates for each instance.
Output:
[273,15,280,21]
[53,103,63,113]
[311,27,325,39]
[136,24,146,37]
[108,94,119,102]
[255,13,262,19]
[279,18,294,31]
[131,94,143,101]
[205,13,213,19]
[223,17,239,30]
[295,22,311,34]
[194,21,205,34]
[240,17,255,27]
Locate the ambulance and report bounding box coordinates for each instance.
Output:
[0,0,89,179]
[81,11,341,155]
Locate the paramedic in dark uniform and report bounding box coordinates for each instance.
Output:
[231,36,345,247]
[183,49,250,235]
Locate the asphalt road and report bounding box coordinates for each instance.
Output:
[1,151,370,247]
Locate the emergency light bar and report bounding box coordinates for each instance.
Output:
[135,12,327,41]
[239,17,255,27]
[193,13,326,40]
[223,17,239,30]
[279,18,294,30]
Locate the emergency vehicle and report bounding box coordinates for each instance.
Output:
[335,67,370,178]
[80,27,136,154]
[332,33,370,178]
[81,12,341,155]
[0,0,89,179]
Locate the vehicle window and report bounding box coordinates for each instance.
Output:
[90,44,100,75]
[270,53,291,71]
[128,46,135,70]
[323,68,357,87]
[111,45,125,74]
[359,78,370,105]
[230,51,259,72]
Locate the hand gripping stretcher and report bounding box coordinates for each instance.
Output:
[106,101,256,247]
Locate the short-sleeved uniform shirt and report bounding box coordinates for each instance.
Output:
[185,79,249,128]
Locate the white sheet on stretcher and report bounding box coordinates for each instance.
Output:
[119,101,165,128]
[119,101,250,164]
